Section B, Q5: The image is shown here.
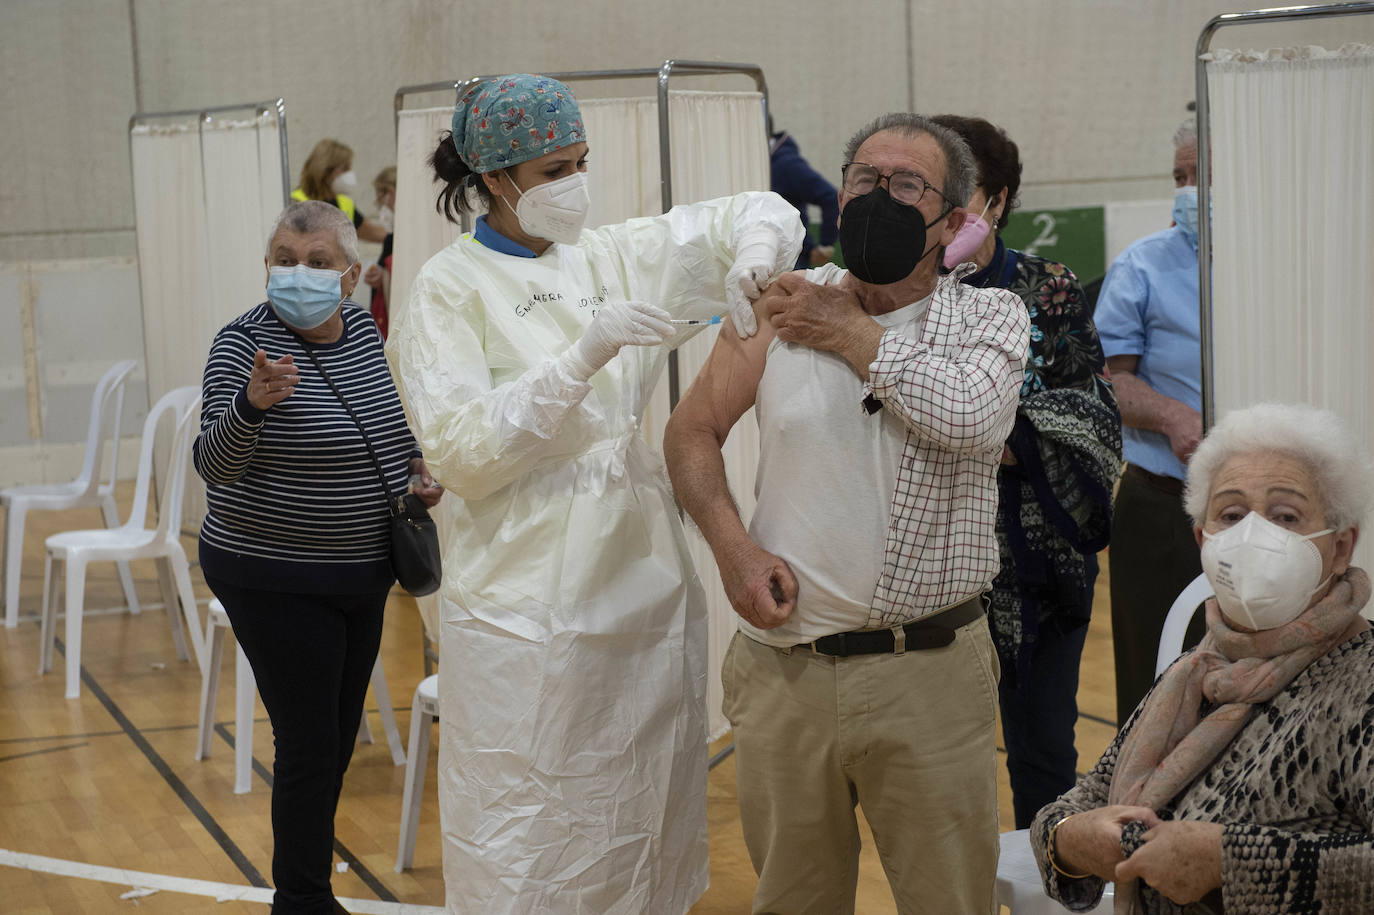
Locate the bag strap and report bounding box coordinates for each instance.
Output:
[295,336,400,516]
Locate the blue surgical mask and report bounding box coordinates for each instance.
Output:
[267,265,346,329]
[1172,186,1199,245]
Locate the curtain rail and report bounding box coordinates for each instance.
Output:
[130,98,290,206]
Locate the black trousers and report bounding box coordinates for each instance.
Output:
[1108,468,1206,725]
[999,610,1091,829]
[206,575,388,915]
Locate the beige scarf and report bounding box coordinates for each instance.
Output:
[1107,567,1370,913]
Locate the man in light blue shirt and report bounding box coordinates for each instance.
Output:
[1093,117,1205,724]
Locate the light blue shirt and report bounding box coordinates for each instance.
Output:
[1093,226,1200,481]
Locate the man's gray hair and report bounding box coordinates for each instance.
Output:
[1174,117,1198,151]
[265,199,359,264]
[842,113,976,210]
[1183,402,1373,530]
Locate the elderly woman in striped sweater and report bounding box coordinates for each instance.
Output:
[193,199,441,915]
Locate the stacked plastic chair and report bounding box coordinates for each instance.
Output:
[3,360,139,629]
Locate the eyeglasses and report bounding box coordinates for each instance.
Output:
[841,162,949,208]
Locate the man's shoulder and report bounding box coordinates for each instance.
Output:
[1114,227,1193,265]
[806,262,847,286]
[942,272,1022,311]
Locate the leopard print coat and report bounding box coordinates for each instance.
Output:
[1031,628,1374,914]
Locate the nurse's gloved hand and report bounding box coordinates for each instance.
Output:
[559,301,675,382]
[725,236,781,339]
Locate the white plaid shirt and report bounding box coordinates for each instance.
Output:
[862,264,1030,627]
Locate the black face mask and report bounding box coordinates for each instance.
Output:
[838,186,948,285]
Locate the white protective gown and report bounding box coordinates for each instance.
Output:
[387,192,802,914]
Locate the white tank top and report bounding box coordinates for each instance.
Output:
[743,269,931,647]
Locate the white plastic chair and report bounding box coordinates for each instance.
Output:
[995,573,1215,913]
[3,359,140,629]
[38,386,204,699]
[197,598,405,794]
[395,673,439,872]
[996,828,1113,914]
[1156,572,1213,678]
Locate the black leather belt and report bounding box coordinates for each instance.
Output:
[803,595,986,657]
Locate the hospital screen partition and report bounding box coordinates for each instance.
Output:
[129,100,290,528]
[1196,3,1374,579]
[392,63,771,743]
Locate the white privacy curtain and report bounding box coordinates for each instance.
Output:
[1206,43,1374,575]
[392,106,466,644]
[391,107,464,340]
[132,111,286,527]
[392,90,769,739]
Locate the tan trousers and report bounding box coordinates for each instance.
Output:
[722,616,1001,915]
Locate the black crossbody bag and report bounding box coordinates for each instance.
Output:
[297,339,442,596]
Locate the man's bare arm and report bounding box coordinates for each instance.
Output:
[1107,354,1202,464]
[664,311,797,628]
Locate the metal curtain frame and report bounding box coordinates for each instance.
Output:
[1195,2,1374,430]
[126,98,290,533]
[129,98,291,206]
[395,61,770,405]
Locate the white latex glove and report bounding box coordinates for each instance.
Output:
[559,301,675,382]
[725,236,781,338]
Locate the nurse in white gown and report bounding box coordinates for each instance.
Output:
[385,74,802,914]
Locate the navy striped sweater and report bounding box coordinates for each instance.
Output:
[193,303,419,594]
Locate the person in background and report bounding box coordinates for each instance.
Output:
[194,200,441,914]
[769,117,840,269]
[666,112,1028,915]
[1031,402,1374,914]
[1093,117,1204,725]
[932,113,1122,830]
[386,73,802,914]
[293,138,389,243]
[363,165,396,337]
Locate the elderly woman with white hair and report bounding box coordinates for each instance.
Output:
[1029,402,1374,914]
[194,199,441,914]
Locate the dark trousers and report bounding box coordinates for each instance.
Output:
[999,612,1091,829]
[1108,467,1205,725]
[206,575,388,915]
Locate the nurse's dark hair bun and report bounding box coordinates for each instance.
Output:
[431,130,492,222]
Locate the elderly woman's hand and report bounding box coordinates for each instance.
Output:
[1115,819,1223,904]
[1052,806,1162,881]
[408,458,444,508]
[246,349,301,411]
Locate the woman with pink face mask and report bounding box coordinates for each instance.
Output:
[1031,402,1374,914]
[931,114,1122,830]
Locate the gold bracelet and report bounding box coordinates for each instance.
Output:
[1047,815,1092,880]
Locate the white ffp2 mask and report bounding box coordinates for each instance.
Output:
[332,170,358,195]
[504,171,590,245]
[1200,511,1333,630]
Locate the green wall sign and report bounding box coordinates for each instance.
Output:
[1001,206,1106,285]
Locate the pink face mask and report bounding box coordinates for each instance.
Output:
[942,198,994,269]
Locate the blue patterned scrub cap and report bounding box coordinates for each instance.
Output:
[451,74,586,174]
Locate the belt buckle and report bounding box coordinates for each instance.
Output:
[891,625,906,656]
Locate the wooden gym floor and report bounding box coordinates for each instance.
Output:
[0,482,1119,913]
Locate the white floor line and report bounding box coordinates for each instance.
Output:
[0,849,443,913]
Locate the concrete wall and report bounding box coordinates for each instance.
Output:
[8,1,1372,264]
